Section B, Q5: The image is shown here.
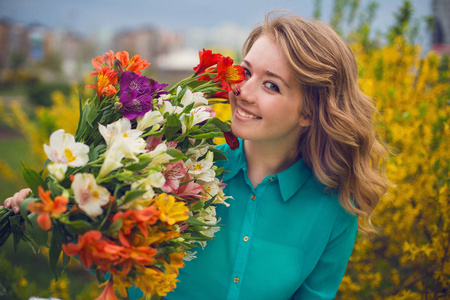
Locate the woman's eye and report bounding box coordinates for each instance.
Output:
[263,81,280,93]
[243,67,251,78]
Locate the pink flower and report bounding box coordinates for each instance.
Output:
[174,174,206,199]
[145,135,163,152]
[161,161,187,193]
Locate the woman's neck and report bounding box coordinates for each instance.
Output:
[243,139,300,188]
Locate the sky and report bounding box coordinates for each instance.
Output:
[0,0,433,51]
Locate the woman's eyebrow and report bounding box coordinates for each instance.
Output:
[241,59,290,88]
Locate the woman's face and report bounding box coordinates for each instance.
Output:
[229,35,309,146]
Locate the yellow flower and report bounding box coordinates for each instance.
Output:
[153,193,189,225]
[134,266,178,296]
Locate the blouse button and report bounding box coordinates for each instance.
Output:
[234,277,240,283]
[243,236,249,242]
[268,177,274,181]
[251,195,256,200]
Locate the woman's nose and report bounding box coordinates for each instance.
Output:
[236,78,256,102]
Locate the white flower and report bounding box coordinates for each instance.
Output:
[98,147,125,178]
[186,140,209,160]
[178,86,208,107]
[44,129,89,167]
[131,171,166,200]
[136,110,164,131]
[99,118,146,161]
[203,177,231,207]
[185,158,215,182]
[196,207,220,249]
[72,173,110,217]
[180,106,213,134]
[147,143,173,167]
[47,163,68,181]
[183,251,197,261]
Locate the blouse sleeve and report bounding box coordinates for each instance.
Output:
[291,208,358,300]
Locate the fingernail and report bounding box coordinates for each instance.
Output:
[13,206,19,213]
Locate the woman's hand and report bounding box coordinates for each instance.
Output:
[2,188,32,214]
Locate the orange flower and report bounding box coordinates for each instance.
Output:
[153,193,189,226]
[87,66,118,99]
[95,279,118,300]
[90,50,116,76]
[62,230,123,270]
[117,245,158,276]
[213,56,245,91]
[125,54,151,75]
[112,206,160,247]
[28,186,68,231]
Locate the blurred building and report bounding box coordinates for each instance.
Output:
[432,0,450,55]
[0,19,93,80]
[112,27,184,69]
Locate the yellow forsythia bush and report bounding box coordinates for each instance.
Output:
[337,38,449,299]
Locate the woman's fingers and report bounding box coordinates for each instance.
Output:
[3,188,32,214]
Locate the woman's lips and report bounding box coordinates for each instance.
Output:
[236,106,261,120]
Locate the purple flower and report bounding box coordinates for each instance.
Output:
[120,71,150,95]
[148,79,169,99]
[118,71,169,120]
[120,91,153,120]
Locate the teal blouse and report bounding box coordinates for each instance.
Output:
[130,141,358,299]
[165,141,358,300]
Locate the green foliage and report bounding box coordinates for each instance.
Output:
[27,82,71,107]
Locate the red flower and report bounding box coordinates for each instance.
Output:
[28,186,68,231]
[213,57,245,91]
[193,49,223,75]
[224,130,239,150]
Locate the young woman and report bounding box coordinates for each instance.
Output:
[5,11,389,300]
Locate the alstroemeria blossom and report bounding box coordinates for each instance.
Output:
[28,186,68,231]
[213,56,245,91]
[136,110,164,131]
[185,157,215,182]
[193,49,223,75]
[44,129,89,180]
[72,173,111,217]
[177,86,208,108]
[98,148,125,178]
[180,106,214,134]
[99,118,146,161]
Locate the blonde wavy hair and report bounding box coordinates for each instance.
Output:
[243,11,390,233]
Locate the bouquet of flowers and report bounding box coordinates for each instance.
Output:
[0,49,243,299]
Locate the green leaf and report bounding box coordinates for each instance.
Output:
[21,231,40,255]
[47,175,64,196]
[164,114,182,141]
[40,159,52,176]
[122,190,146,204]
[210,117,231,132]
[125,155,153,172]
[21,161,47,197]
[185,217,220,227]
[25,213,49,246]
[166,149,186,161]
[49,223,67,281]
[189,132,221,139]
[20,197,38,227]
[106,218,123,235]
[9,215,24,252]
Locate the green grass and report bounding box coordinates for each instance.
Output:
[0,137,36,202]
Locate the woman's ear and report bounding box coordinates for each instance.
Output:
[299,115,311,127]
